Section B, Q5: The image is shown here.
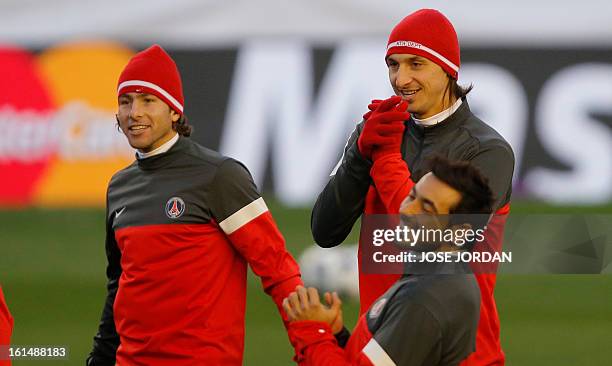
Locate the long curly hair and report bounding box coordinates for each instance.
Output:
[173,114,192,137]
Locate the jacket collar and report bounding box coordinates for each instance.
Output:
[408,97,472,136]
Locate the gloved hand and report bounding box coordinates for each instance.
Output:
[358,96,409,160]
[362,99,382,121]
[371,99,408,161]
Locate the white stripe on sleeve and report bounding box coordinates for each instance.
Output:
[330,126,357,176]
[218,197,268,235]
[362,338,396,366]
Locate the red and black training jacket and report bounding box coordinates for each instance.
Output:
[87,136,302,366]
[288,263,481,365]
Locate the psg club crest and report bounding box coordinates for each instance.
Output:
[369,298,387,319]
[165,197,185,219]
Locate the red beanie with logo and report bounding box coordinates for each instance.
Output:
[386,9,460,79]
[117,44,184,115]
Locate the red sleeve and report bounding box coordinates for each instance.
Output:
[0,286,13,366]
[288,321,374,366]
[370,152,415,213]
[220,202,303,324]
[461,206,510,366]
[208,159,303,325]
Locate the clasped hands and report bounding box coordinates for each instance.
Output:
[283,286,344,334]
[357,95,410,160]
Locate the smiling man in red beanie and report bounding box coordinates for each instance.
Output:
[86,44,303,366]
[312,9,514,366]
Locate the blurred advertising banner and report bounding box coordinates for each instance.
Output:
[1,41,611,207]
[0,43,134,207]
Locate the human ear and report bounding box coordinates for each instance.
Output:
[171,110,180,123]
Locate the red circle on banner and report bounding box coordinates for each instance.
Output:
[0,46,55,206]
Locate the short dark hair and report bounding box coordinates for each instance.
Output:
[427,155,494,215]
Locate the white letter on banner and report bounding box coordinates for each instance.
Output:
[525,63,612,203]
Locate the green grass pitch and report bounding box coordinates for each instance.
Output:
[1,200,611,365]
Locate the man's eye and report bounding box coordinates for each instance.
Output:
[119,100,129,105]
[144,98,155,103]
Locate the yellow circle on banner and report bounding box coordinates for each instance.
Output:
[33,41,137,207]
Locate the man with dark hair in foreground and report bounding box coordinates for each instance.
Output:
[285,156,494,366]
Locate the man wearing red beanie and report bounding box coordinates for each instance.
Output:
[87,44,303,366]
[312,9,514,366]
[0,286,13,366]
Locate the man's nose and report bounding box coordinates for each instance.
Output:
[395,65,415,88]
[130,102,144,119]
[400,200,421,215]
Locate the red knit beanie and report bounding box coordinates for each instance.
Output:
[117,44,184,115]
[386,9,460,79]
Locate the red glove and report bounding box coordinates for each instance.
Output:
[357,96,409,160]
[371,100,408,161]
[362,99,382,121]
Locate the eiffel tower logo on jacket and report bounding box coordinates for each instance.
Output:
[165,197,185,219]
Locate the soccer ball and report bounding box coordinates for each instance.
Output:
[298,244,359,300]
